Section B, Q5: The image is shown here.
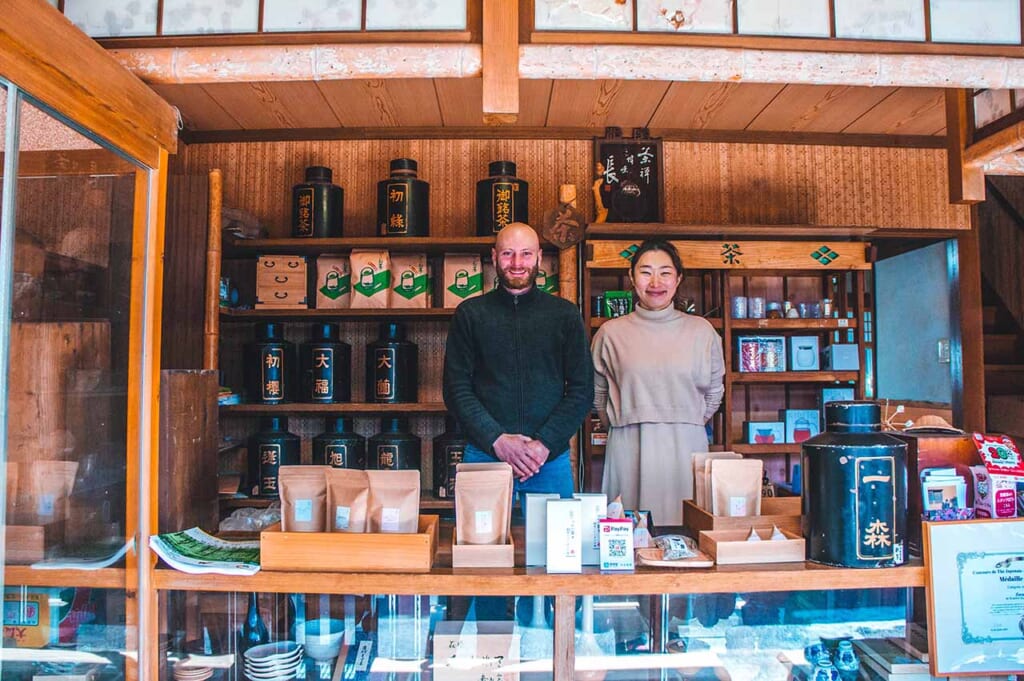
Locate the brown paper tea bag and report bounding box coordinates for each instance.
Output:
[279,466,329,532]
[693,451,742,510]
[19,460,77,524]
[455,467,513,545]
[366,469,420,533]
[327,468,369,533]
[456,462,514,538]
[710,459,763,517]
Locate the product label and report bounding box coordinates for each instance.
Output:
[442,446,464,498]
[319,270,351,300]
[392,270,430,300]
[381,507,401,532]
[491,181,518,233]
[446,271,483,299]
[353,267,391,297]
[326,444,348,468]
[475,510,493,535]
[856,456,897,560]
[377,444,398,469]
[309,346,334,401]
[385,181,412,235]
[295,187,314,237]
[374,349,397,400]
[294,499,313,523]
[260,348,285,403]
[335,505,351,530]
[37,494,55,518]
[728,496,747,517]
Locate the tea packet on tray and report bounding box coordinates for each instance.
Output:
[366,470,420,533]
[455,462,513,545]
[710,459,763,517]
[327,468,369,533]
[279,465,329,532]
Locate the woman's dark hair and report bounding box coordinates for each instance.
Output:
[630,239,685,278]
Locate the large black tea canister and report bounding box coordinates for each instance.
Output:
[293,165,343,238]
[365,322,418,403]
[377,158,429,237]
[300,323,351,403]
[476,161,529,236]
[802,401,907,568]
[250,417,300,498]
[313,417,365,469]
[432,416,468,498]
[368,417,421,470]
[245,322,296,404]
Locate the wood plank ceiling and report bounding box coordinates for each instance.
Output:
[152,78,946,141]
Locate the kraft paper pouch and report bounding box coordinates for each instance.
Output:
[456,461,515,537]
[693,451,742,510]
[350,249,391,308]
[390,253,430,309]
[710,459,763,517]
[366,469,420,533]
[18,460,77,524]
[481,260,500,293]
[280,465,329,532]
[455,468,513,545]
[327,468,369,533]
[315,255,352,309]
[535,252,559,294]
[443,254,482,308]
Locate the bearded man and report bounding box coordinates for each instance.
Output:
[442,222,593,498]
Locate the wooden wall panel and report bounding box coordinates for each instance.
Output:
[172,139,969,233]
[163,174,210,370]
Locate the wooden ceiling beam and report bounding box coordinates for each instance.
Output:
[964,120,1024,167]
[482,0,518,124]
[945,89,985,204]
[983,152,1024,175]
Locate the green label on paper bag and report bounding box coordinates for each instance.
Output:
[535,269,558,294]
[319,273,351,300]
[392,271,430,300]
[353,269,391,298]
[447,272,483,299]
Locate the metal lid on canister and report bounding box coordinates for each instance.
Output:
[389,158,418,174]
[824,401,881,433]
[304,166,333,183]
[488,161,517,177]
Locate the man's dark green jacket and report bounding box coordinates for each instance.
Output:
[442,285,594,460]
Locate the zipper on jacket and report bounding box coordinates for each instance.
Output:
[513,294,525,435]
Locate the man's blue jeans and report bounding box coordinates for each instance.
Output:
[463,443,574,502]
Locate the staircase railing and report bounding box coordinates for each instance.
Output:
[980,178,1024,331]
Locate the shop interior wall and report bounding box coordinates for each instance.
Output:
[874,241,954,405]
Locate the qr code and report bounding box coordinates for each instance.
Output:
[608,539,628,558]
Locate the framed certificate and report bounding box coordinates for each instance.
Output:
[923,518,1024,675]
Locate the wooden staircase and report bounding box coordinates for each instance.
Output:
[983,283,1024,439]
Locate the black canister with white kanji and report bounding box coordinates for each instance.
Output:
[300,323,351,403]
[244,322,296,404]
[313,417,365,469]
[365,322,418,403]
[368,417,421,471]
[250,417,300,498]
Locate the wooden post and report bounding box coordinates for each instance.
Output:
[945,89,985,204]
[203,169,222,371]
[553,594,576,681]
[951,216,986,431]
[482,0,518,124]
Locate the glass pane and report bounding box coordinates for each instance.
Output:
[636,0,732,33]
[365,0,467,30]
[535,0,634,31]
[737,0,831,37]
[162,0,259,35]
[263,0,361,32]
[834,0,926,41]
[4,94,143,678]
[974,88,1013,128]
[930,0,1021,44]
[63,0,159,38]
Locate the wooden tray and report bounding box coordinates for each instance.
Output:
[682,497,802,535]
[698,528,805,565]
[260,515,438,572]
[636,547,714,568]
[451,527,515,568]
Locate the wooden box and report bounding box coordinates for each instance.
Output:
[451,528,515,568]
[260,515,438,572]
[6,523,63,565]
[698,528,805,565]
[682,497,802,536]
[256,254,308,308]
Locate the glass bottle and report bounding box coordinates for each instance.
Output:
[239,592,270,653]
[300,322,351,403]
[476,160,529,236]
[292,165,344,238]
[313,417,366,469]
[377,158,429,236]
[365,322,418,403]
[244,322,296,404]
[249,416,301,498]
[368,417,421,470]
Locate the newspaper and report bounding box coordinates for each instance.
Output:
[150,527,260,576]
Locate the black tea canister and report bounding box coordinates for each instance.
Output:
[365,322,418,403]
[250,416,300,498]
[244,322,296,404]
[293,165,343,238]
[802,401,907,568]
[313,417,366,469]
[432,416,468,498]
[368,417,421,470]
[476,160,528,236]
[377,158,429,237]
[300,323,351,403]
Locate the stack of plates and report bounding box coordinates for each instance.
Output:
[173,662,214,681]
[242,641,304,681]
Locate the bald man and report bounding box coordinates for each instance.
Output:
[442,223,593,499]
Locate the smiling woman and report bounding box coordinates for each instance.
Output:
[591,239,725,526]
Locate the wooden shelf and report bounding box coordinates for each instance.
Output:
[592,316,723,329]
[225,236,495,257]
[586,223,878,240]
[730,318,857,330]
[221,307,456,322]
[221,493,454,511]
[5,566,127,589]
[153,560,925,596]
[731,443,803,455]
[729,371,859,384]
[220,402,448,415]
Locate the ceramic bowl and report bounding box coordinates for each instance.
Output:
[303,618,345,661]
[243,641,302,664]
